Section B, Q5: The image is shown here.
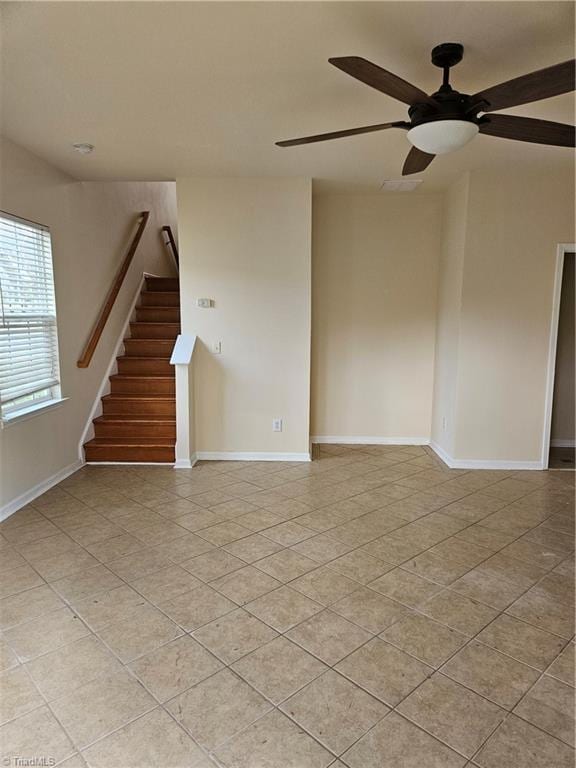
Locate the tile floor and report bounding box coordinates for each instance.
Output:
[0,444,574,768]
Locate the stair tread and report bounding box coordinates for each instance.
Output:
[110,375,175,379]
[94,415,176,423]
[85,437,175,446]
[117,356,174,361]
[102,394,175,401]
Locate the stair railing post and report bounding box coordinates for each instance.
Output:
[170,334,197,468]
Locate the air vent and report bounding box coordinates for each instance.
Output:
[380,179,423,192]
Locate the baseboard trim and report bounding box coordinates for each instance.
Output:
[174,455,198,470]
[429,441,544,471]
[85,461,174,466]
[1,459,84,521]
[428,441,453,468]
[311,436,430,446]
[550,439,576,448]
[195,451,311,462]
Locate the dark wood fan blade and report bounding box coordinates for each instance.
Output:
[479,114,575,147]
[329,56,431,106]
[276,121,408,147]
[471,59,575,112]
[402,146,435,175]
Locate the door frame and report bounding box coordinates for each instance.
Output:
[541,243,575,469]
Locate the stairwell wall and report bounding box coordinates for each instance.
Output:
[0,137,177,515]
[176,177,312,459]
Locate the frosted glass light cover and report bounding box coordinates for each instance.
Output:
[407,120,479,155]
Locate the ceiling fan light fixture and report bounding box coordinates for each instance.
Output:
[407,120,479,154]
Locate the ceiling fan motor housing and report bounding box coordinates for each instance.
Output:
[408,89,479,128]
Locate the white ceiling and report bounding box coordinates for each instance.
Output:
[2,1,574,192]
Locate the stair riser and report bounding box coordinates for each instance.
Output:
[135,308,180,323]
[145,277,179,292]
[94,422,176,439]
[130,323,180,339]
[110,378,175,395]
[117,358,174,375]
[85,445,175,462]
[124,340,175,358]
[141,292,180,307]
[103,400,176,417]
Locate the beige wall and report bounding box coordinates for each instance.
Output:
[311,193,442,441]
[551,253,575,444]
[432,167,575,466]
[456,169,574,463]
[430,174,469,455]
[177,177,311,458]
[0,137,177,513]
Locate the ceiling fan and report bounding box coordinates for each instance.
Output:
[275,44,575,175]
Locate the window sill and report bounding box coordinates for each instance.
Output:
[1,397,69,428]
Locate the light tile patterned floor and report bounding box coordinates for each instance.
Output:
[0,444,574,768]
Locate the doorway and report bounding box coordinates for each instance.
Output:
[546,248,575,470]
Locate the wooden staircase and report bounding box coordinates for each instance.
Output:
[83,276,180,463]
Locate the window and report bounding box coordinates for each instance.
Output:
[0,211,62,422]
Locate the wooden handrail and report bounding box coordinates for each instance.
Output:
[162,225,179,270]
[77,211,150,368]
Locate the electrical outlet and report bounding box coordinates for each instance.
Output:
[442,416,447,432]
[212,341,222,354]
[197,298,214,308]
[272,418,282,432]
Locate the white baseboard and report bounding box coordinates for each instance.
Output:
[174,455,198,470]
[550,439,576,448]
[195,451,311,462]
[1,459,84,521]
[428,441,453,467]
[429,441,544,471]
[311,436,430,446]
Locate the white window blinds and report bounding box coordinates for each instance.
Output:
[0,212,62,420]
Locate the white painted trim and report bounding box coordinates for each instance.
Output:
[195,451,311,462]
[77,273,155,461]
[171,335,197,469]
[174,454,198,470]
[430,441,543,471]
[170,334,196,366]
[428,440,453,468]
[541,244,575,470]
[550,439,576,448]
[1,397,70,428]
[311,436,430,446]
[1,459,84,521]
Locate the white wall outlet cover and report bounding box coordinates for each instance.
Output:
[212,341,222,354]
[272,418,283,432]
[197,298,214,308]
